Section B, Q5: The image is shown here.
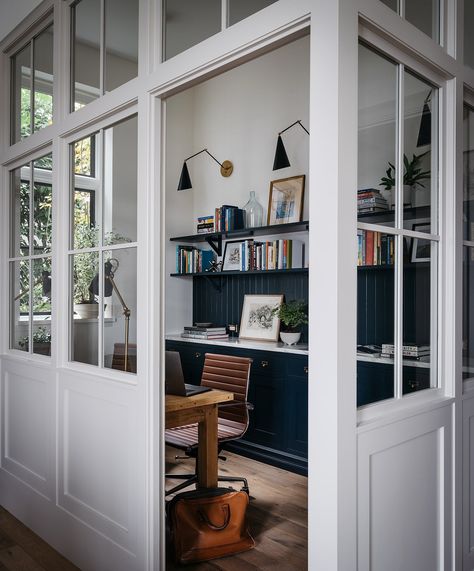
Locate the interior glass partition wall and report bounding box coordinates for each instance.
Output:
[357,42,439,406]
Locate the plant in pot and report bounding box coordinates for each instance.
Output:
[380,152,430,208]
[73,225,100,318]
[18,327,51,355]
[272,300,308,345]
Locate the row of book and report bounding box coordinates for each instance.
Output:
[180,326,229,340]
[357,188,389,214]
[357,230,394,267]
[175,246,215,274]
[381,343,430,358]
[215,205,245,232]
[237,239,304,271]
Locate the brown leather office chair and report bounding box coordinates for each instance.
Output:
[111,343,137,373]
[165,353,253,496]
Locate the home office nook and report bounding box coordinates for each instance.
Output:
[1,0,474,570]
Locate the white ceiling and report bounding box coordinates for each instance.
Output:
[0,0,42,42]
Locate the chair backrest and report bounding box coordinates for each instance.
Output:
[201,353,252,425]
[111,343,137,373]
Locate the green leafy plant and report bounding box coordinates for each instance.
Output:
[380,152,430,191]
[18,326,51,349]
[272,300,308,332]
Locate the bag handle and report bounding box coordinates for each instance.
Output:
[198,504,230,530]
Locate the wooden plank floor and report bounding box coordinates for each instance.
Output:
[0,507,79,571]
[166,447,308,570]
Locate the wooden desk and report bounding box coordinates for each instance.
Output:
[165,389,233,488]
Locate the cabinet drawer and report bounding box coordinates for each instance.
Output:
[251,354,283,375]
[286,356,308,378]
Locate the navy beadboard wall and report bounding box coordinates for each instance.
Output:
[357,263,431,346]
[192,273,309,342]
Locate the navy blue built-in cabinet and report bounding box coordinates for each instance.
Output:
[166,339,308,475]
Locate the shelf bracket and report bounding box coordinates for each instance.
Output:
[204,275,225,293]
[205,234,222,256]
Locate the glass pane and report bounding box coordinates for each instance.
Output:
[464,246,474,381]
[405,0,439,42]
[11,43,31,143]
[357,231,395,405]
[33,155,53,255]
[73,133,99,249]
[10,164,30,258]
[379,0,397,9]
[466,0,474,69]
[105,0,138,92]
[10,260,30,352]
[228,0,277,25]
[464,106,474,241]
[358,44,397,227]
[103,116,137,244]
[164,0,221,61]
[73,0,101,110]
[403,71,435,232]
[402,241,433,394]
[103,248,137,373]
[71,252,99,365]
[33,25,53,133]
[32,258,52,356]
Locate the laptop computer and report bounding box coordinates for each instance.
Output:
[165,351,211,397]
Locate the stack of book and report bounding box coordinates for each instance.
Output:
[237,239,304,271]
[181,326,229,340]
[196,215,214,234]
[175,246,215,274]
[357,189,389,214]
[357,230,394,266]
[214,205,245,232]
[381,343,430,359]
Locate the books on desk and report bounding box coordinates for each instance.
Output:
[181,326,229,340]
[381,343,430,358]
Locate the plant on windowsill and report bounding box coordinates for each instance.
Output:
[73,226,131,319]
[380,152,430,208]
[18,327,51,355]
[272,300,308,345]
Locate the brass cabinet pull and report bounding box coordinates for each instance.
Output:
[304,366,308,374]
[261,360,269,368]
[408,380,420,390]
[195,352,201,358]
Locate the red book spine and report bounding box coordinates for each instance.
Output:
[366,231,374,266]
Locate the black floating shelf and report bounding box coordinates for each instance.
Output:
[171,268,309,278]
[357,262,429,271]
[358,205,431,223]
[170,221,309,243]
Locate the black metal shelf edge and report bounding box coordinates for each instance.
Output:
[358,262,429,271]
[170,220,309,243]
[171,268,309,277]
[358,205,430,222]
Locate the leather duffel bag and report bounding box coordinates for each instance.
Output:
[167,487,255,564]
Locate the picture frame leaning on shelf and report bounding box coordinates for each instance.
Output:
[410,222,431,263]
[239,294,283,342]
[267,175,305,225]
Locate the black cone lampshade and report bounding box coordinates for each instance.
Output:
[416,101,431,147]
[177,162,192,191]
[272,135,291,170]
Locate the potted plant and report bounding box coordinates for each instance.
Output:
[272,300,308,345]
[380,152,430,207]
[73,225,100,318]
[18,327,51,355]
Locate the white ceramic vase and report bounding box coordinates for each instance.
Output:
[74,303,99,319]
[280,331,301,345]
[403,184,412,207]
[379,188,393,210]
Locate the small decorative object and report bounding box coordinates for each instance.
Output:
[410,223,431,262]
[206,260,222,272]
[227,323,239,337]
[239,294,283,342]
[243,191,264,228]
[222,240,245,271]
[380,153,430,208]
[271,300,308,345]
[267,175,305,226]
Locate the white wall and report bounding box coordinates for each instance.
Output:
[164,36,310,334]
[0,0,42,42]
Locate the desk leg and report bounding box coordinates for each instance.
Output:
[197,405,218,488]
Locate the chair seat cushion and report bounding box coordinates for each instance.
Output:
[165,418,246,450]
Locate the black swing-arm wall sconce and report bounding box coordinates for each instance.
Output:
[273,119,309,171]
[177,148,234,190]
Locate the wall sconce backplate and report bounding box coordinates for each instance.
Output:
[220,160,233,177]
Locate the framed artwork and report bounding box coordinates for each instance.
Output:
[222,240,245,272]
[239,294,283,342]
[410,223,431,262]
[267,175,305,226]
